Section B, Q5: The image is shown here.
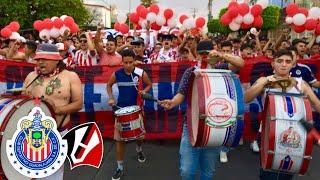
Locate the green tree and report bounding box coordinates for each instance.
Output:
[140,0,158,7]
[0,0,90,30]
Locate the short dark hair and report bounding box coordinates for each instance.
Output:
[107,38,117,46]
[79,34,86,39]
[221,40,232,48]
[120,49,135,59]
[232,38,241,44]
[240,43,253,51]
[26,40,37,52]
[274,49,293,60]
[292,39,306,47]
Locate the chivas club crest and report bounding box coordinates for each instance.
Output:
[6,107,68,178]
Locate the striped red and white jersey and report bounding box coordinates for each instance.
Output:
[23,139,51,161]
[74,49,98,67]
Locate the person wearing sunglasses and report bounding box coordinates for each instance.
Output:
[73,33,98,67]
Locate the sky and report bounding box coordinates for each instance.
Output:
[107,0,237,19]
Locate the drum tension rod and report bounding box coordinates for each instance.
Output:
[199,114,207,119]
[267,150,275,154]
[303,156,312,160]
[0,131,4,136]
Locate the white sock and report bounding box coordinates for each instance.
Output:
[117,160,123,171]
[136,145,142,153]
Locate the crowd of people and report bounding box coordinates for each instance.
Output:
[1,22,320,180]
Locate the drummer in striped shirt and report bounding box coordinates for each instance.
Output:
[159,40,244,180]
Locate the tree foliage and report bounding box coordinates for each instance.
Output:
[140,0,158,7]
[0,0,90,30]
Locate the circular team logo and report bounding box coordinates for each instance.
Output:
[6,107,67,178]
[206,98,235,127]
[295,70,301,75]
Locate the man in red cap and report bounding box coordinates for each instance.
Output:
[23,43,83,179]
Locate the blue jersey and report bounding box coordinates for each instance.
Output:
[290,63,316,85]
[115,67,144,107]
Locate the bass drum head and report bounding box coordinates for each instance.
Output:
[1,98,54,180]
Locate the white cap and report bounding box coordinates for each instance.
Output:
[55,43,65,51]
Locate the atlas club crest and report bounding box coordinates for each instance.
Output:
[6,107,68,178]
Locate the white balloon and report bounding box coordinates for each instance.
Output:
[117,13,127,24]
[59,25,70,36]
[139,19,148,29]
[60,15,68,21]
[50,28,60,38]
[243,13,254,24]
[316,35,320,44]
[229,21,240,31]
[292,13,307,26]
[51,16,58,21]
[256,0,269,9]
[167,18,177,28]
[9,32,20,40]
[146,12,157,23]
[39,30,51,40]
[250,27,257,34]
[234,15,243,24]
[156,15,166,26]
[285,17,293,24]
[309,7,320,20]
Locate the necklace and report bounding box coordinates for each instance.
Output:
[45,75,61,95]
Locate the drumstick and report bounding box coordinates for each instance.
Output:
[141,93,160,103]
[299,119,320,146]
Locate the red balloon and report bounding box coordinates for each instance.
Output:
[43,19,53,29]
[293,24,305,33]
[316,24,320,35]
[298,8,308,17]
[136,24,142,30]
[252,16,263,28]
[136,5,145,13]
[239,3,250,16]
[286,3,299,17]
[138,7,148,19]
[251,4,263,17]
[220,13,232,26]
[241,23,251,29]
[228,2,239,9]
[53,18,64,28]
[129,13,140,24]
[1,28,12,38]
[149,4,159,14]
[64,16,75,28]
[179,15,188,24]
[114,22,120,31]
[8,21,20,32]
[119,24,129,34]
[164,8,174,19]
[191,28,200,36]
[228,6,239,18]
[33,20,44,31]
[305,19,318,31]
[70,24,79,33]
[151,22,161,31]
[195,17,206,28]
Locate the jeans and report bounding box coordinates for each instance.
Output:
[180,123,221,180]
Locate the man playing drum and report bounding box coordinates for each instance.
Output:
[107,49,152,180]
[23,43,83,179]
[159,40,244,180]
[244,49,320,180]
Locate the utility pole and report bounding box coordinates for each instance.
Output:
[191,8,197,18]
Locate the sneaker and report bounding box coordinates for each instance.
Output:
[220,151,228,163]
[250,140,260,153]
[137,151,146,163]
[112,169,123,180]
[239,138,244,145]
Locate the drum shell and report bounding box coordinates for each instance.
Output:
[261,93,313,175]
[114,106,145,141]
[0,96,55,180]
[187,70,244,147]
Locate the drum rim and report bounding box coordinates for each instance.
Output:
[114,105,141,116]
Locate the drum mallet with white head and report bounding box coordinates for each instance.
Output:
[299,119,320,146]
[141,93,160,103]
